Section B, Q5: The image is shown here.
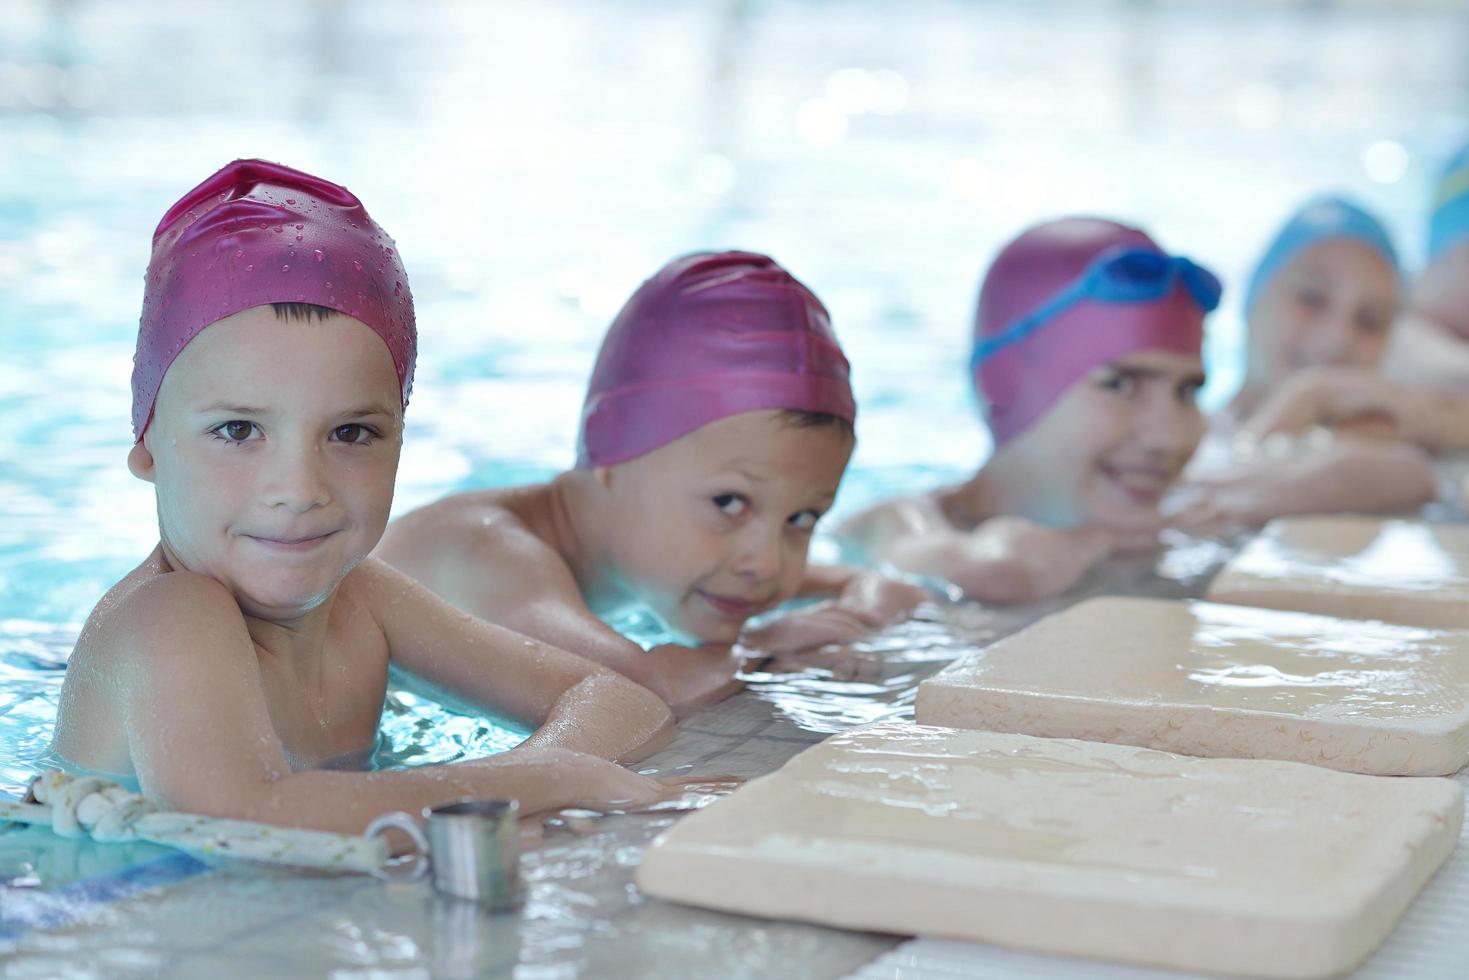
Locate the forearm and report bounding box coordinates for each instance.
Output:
[179,753,603,845]
[1191,442,1435,523]
[888,537,1036,605]
[517,672,674,762]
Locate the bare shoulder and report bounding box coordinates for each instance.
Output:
[56,555,252,771]
[378,486,555,567]
[80,562,249,671]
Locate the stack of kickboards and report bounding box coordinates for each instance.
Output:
[637,515,1469,979]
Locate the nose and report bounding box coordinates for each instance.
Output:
[262,439,331,513]
[731,521,783,584]
[1132,388,1200,458]
[1301,311,1356,367]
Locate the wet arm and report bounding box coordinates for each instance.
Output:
[840,498,1102,604]
[360,559,674,762]
[1180,440,1436,527]
[120,576,661,838]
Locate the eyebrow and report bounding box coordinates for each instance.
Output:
[336,404,399,419]
[196,404,270,415]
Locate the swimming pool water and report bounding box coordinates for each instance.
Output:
[2,0,1467,799]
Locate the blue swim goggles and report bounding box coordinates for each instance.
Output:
[971,246,1222,370]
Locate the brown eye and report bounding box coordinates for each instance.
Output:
[217,420,256,442]
[332,424,374,444]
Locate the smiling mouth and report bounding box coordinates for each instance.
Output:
[1099,465,1172,504]
[244,532,339,552]
[695,590,767,620]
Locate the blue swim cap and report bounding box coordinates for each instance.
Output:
[1245,196,1399,314]
[1429,140,1469,261]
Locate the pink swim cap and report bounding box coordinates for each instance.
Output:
[973,217,1210,447]
[577,251,856,468]
[132,159,416,439]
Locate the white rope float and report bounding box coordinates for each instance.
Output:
[1,771,427,879]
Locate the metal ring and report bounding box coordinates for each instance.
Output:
[365,811,431,881]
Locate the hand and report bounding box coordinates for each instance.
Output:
[482,746,666,815]
[738,570,927,657]
[835,570,929,623]
[1165,488,1258,536]
[643,643,744,719]
[739,600,886,655]
[1240,367,1432,444]
[736,639,884,682]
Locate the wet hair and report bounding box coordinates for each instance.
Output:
[778,409,855,439]
[270,302,338,322]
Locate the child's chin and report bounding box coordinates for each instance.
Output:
[235,580,335,617]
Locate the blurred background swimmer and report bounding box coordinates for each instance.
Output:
[839,217,1214,603]
[1235,152,1469,460]
[1227,195,1401,422]
[378,251,925,717]
[51,160,678,841]
[1177,195,1436,527]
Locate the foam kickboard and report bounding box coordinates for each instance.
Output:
[637,723,1462,979]
[1206,516,1469,629]
[913,596,1469,776]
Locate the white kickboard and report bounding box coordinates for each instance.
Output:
[636,723,1462,979]
[914,596,1469,776]
[1206,516,1469,629]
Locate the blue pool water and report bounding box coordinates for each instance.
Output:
[3,0,1468,805]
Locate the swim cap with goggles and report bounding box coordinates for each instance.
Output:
[132,158,416,440]
[1245,195,1398,314]
[1429,139,1469,261]
[577,251,855,468]
[971,217,1219,447]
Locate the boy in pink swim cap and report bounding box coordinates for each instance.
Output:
[53,160,675,839]
[841,217,1217,602]
[378,251,924,716]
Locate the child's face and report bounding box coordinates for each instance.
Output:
[1248,239,1398,388]
[598,410,854,645]
[129,306,403,621]
[1000,350,1206,527]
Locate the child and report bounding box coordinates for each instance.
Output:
[1226,196,1401,422]
[51,160,675,839]
[839,218,1216,603]
[1245,148,1469,449]
[1187,197,1435,516]
[377,252,924,715]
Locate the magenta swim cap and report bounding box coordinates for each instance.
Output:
[577,251,855,468]
[132,159,416,439]
[973,217,1209,447]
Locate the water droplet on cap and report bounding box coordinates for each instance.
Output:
[281,264,290,273]
[315,250,325,262]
